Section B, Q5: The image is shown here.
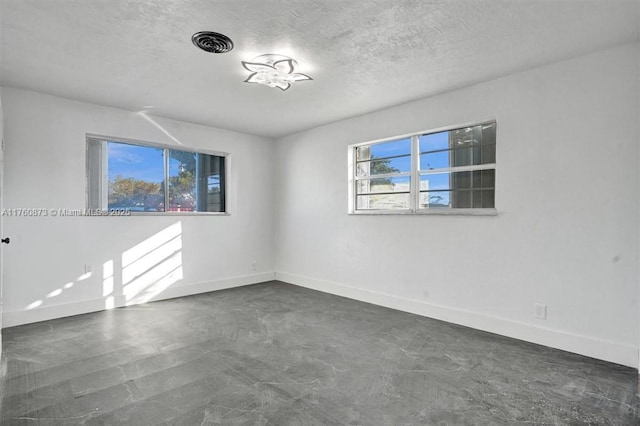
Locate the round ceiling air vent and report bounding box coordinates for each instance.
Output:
[191,31,234,54]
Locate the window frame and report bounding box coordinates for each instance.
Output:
[86,134,229,216]
[348,121,497,215]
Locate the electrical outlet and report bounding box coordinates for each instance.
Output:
[534,303,547,320]
[251,261,257,271]
[84,264,92,274]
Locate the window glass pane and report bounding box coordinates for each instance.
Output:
[419,173,450,192]
[421,171,493,192]
[452,146,496,166]
[419,190,451,208]
[482,144,496,164]
[168,150,225,213]
[92,138,226,214]
[419,150,450,170]
[420,189,495,209]
[453,171,472,189]
[479,189,495,208]
[451,190,472,208]
[352,121,496,213]
[453,147,475,166]
[464,189,495,208]
[357,176,410,195]
[451,126,482,148]
[472,169,495,189]
[481,122,496,145]
[419,170,495,209]
[419,123,496,169]
[198,154,225,213]
[107,142,165,212]
[356,138,411,161]
[472,191,482,208]
[419,131,449,152]
[168,151,196,212]
[356,155,411,176]
[357,193,410,210]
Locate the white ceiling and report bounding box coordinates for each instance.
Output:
[1,0,639,139]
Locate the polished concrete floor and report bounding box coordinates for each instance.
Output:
[1,281,638,425]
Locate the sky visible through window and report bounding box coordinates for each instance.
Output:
[354,122,495,211]
[106,141,225,212]
[169,155,191,176]
[365,132,450,172]
[362,132,453,207]
[108,143,203,182]
[420,132,450,205]
[108,142,164,183]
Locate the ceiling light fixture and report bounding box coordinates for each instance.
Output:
[242,54,312,91]
[192,31,234,54]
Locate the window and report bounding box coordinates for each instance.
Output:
[87,136,226,213]
[350,121,496,213]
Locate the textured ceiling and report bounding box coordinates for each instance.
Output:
[1,0,639,138]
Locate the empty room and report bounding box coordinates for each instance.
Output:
[1,0,639,424]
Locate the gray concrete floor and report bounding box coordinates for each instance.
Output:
[1,281,638,425]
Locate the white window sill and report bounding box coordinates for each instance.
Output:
[128,212,230,216]
[349,208,498,216]
[84,211,230,217]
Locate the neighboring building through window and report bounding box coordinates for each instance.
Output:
[350,121,496,213]
[87,136,226,213]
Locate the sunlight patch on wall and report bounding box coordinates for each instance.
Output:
[77,272,92,281]
[25,300,42,310]
[122,234,182,285]
[23,222,185,312]
[25,274,90,310]
[46,289,63,298]
[122,221,184,305]
[122,222,182,268]
[103,259,115,309]
[136,111,184,146]
[125,252,183,305]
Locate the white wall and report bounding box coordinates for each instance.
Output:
[2,45,638,369]
[637,41,640,375]
[274,43,640,368]
[1,87,275,326]
[0,92,4,356]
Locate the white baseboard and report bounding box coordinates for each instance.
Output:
[276,272,639,369]
[2,272,275,328]
[4,270,637,368]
